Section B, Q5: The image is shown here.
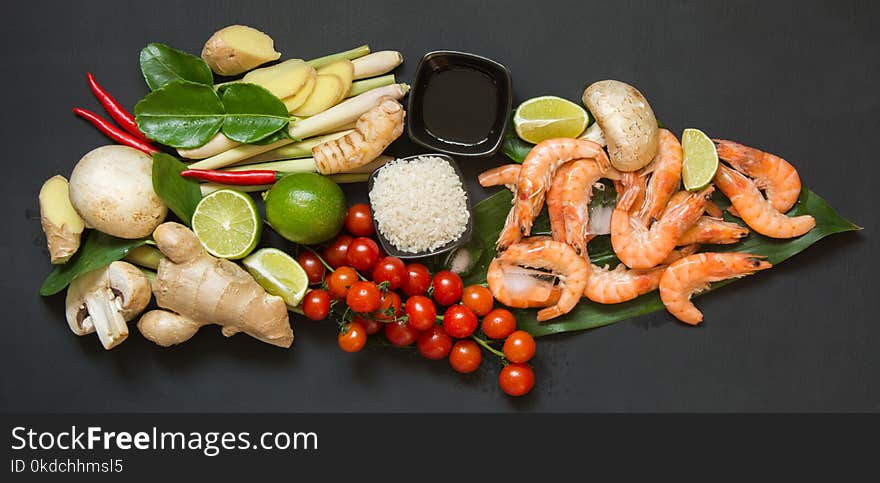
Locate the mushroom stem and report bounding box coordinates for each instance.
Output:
[579,123,606,147]
[83,289,129,350]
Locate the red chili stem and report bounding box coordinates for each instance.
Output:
[86,72,151,143]
[180,169,278,185]
[72,108,158,154]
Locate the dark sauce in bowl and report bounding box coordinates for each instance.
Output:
[421,67,498,146]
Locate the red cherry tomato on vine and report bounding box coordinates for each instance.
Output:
[372,256,406,290]
[449,340,482,373]
[499,363,535,396]
[353,315,382,335]
[442,305,478,338]
[401,263,431,296]
[346,281,381,313]
[481,308,517,340]
[338,321,367,353]
[344,204,374,237]
[462,285,494,316]
[327,266,358,300]
[296,251,325,285]
[384,320,418,347]
[404,295,437,331]
[373,290,402,322]
[346,237,380,272]
[432,270,463,306]
[302,289,330,321]
[323,235,353,269]
[417,325,453,360]
[503,330,535,363]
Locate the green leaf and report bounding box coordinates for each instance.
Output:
[218,83,290,143]
[465,187,860,338]
[501,115,533,163]
[140,43,214,90]
[152,152,202,225]
[135,81,225,148]
[40,232,148,296]
[250,127,292,145]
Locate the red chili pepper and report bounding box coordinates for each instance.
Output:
[180,169,278,186]
[73,108,158,154]
[86,72,151,143]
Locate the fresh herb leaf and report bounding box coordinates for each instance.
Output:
[501,114,533,163]
[135,81,225,148]
[140,43,214,90]
[250,128,292,145]
[152,152,202,225]
[40,232,148,296]
[218,83,290,143]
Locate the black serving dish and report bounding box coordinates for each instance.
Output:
[367,153,474,259]
[406,51,512,157]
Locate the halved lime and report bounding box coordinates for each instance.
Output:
[243,248,309,308]
[681,128,719,191]
[191,189,261,259]
[514,96,589,144]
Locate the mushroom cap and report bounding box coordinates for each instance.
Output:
[69,145,167,239]
[582,80,659,172]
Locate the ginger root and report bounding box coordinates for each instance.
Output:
[137,222,292,348]
[312,97,404,175]
[201,25,281,76]
[39,175,85,264]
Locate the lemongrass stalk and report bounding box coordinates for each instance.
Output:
[306,45,371,69]
[347,75,396,98]
[139,268,157,283]
[352,51,403,79]
[289,83,409,139]
[199,172,370,196]
[235,130,354,165]
[226,155,392,176]
[177,133,240,160]
[188,138,293,170]
[125,246,164,270]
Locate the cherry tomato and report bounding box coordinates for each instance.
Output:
[338,321,367,353]
[344,203,375,237]
[353,315,382,335]
[462,285,494,316]
[323,235,353,269]
[481,308,517,340]
[443,305,478,338]
[346,237,380,272]
[384,320,418,347]
[327,266,358,299]
[372,256,406,290]
[346,281,381,313]
[373,290,402,322]
[404,295,437,331]
[503,330,536,363]
[302,289,330,321]
[417,325,453,360]
[401,263,431,296]
[432,270,463,306]
[449,340,482,373]
[499,363,535,396]
[296,251,325,285]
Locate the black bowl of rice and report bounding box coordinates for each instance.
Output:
[367,154,473,259]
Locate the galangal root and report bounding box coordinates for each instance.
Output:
[137,222,293,348]
[312,96,404,175]
[39,175,85,264]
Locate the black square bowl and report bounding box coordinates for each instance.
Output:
[406,51,513,157]
[367,154,474,260]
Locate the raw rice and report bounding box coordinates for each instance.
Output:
[369,156,469,253]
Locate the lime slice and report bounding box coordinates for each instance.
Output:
[681,128,719,191]
[192,189,261,259]
[514,96,589,144]
[243,248,309,307]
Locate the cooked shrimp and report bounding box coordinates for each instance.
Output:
[545,159,608,255]
[584,245,697,304]
[678,217,749,245]
[611,173,712,269]
[635,129,682,225]
[714,139,801,213]
[487,237,589,322]
[478,164,521,190]
[546,162,573,243]
[486,263,561,308]
[659,252,772,324]
[497,138,610,250]
[714,165,815,238]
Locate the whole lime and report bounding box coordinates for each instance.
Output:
[264,173,346,244]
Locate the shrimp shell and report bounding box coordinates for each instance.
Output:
[635,129,683,225]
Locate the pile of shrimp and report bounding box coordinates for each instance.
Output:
[479,133,814,325]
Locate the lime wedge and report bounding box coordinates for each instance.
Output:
[514,96,589,144]
[243,248,309,307]
[681,128,719,191]
[191,189,261,259]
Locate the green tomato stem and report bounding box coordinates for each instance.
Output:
[471,334,505,359]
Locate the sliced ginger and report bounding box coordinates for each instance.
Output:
[242,59,314,99]
[39,175,85,264]
[282,70,317,112]
[291,74,345,117]
[201,25,281,76]
[317,60,354,104]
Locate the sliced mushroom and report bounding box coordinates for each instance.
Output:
[582,80,659,172]
[64,261,152,350]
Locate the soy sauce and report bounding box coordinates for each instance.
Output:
[421,67,498,145]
